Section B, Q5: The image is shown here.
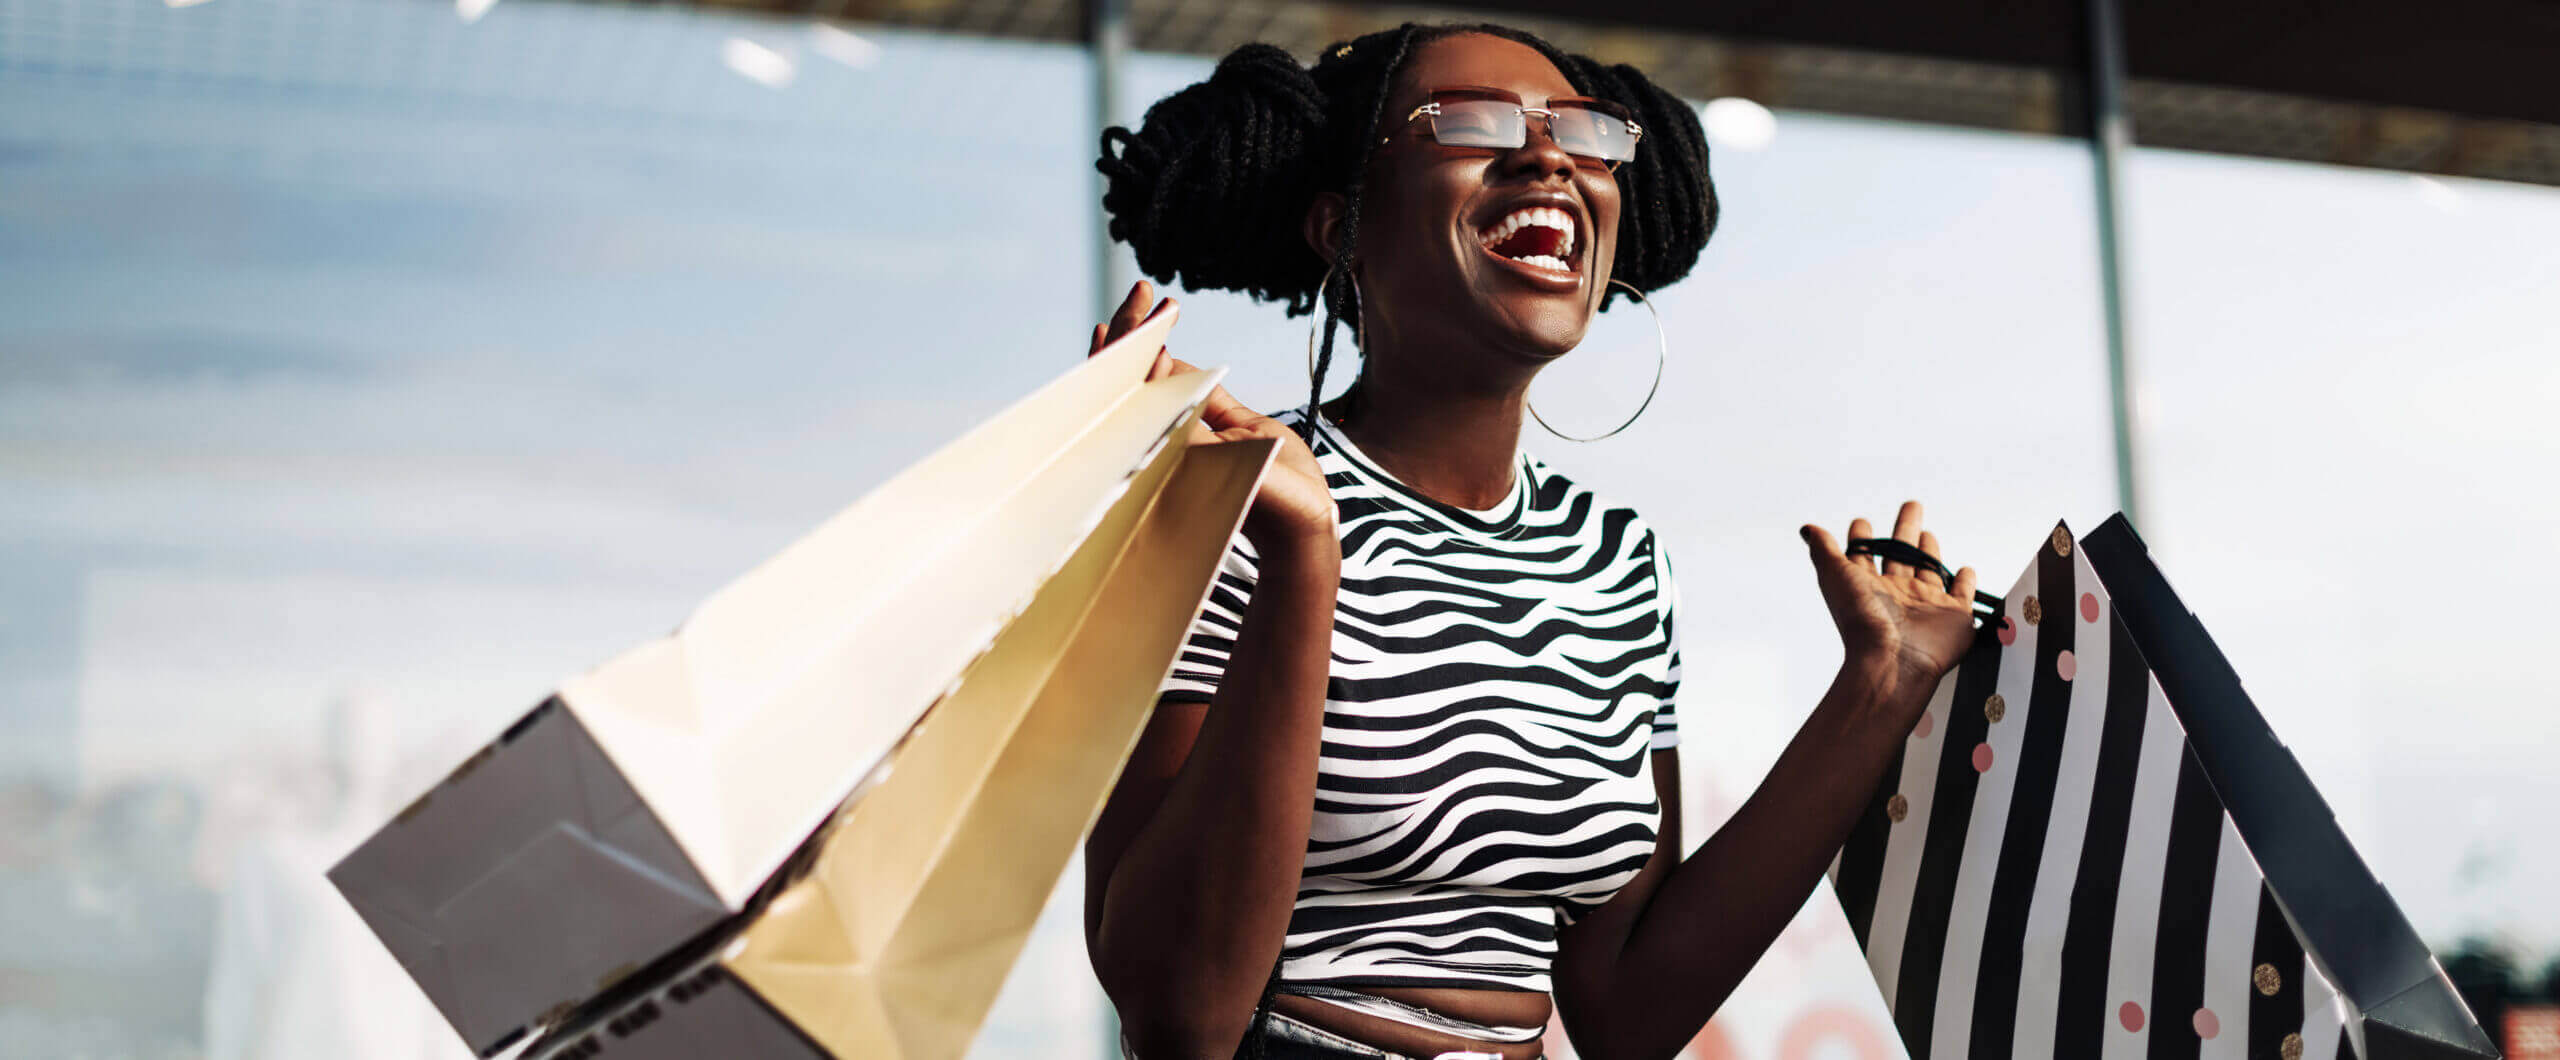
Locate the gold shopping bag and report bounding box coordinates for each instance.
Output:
[329,311,1220,1056]
[520,420,1275,1060]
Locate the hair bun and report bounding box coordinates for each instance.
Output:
[1098,43,1331,311]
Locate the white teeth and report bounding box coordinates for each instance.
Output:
[1477,205,1577,259]
[1514,254,1571,273]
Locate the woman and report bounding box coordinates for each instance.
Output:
[1080,23,1981,1060]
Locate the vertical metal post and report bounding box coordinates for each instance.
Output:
[2086,0,2146,529]
[1082,9,1131,1053]
[1087,0,1132,325]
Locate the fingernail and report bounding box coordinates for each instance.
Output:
[1799,526,1815,543]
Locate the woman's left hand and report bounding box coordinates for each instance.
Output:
[1800,501,1980,712]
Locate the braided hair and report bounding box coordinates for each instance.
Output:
[1097,22,1718,426]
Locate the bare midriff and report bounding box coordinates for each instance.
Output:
[1268,986,1551,1060]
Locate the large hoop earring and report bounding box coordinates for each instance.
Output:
[1529,278,1667,443]
[1304,263,1367,415]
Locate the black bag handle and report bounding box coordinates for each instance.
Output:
[1844,537,2006,624]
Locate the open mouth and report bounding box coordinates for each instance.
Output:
[1475,206,1579,275]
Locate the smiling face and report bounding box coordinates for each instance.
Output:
[1330,32,1625,390]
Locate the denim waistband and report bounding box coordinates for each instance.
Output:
[1256,1010,1526,1060]
[1278,985,1546,1044]
[1121,1009,1534,1060]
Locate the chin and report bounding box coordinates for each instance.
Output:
[1523,320,1592,360]
[1478,295,1595,361]
[1460,255,1602,362]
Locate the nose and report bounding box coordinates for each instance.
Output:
[1495,112,1577,184]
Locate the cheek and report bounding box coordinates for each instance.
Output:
[1581,174,1625,263]
[1363,171,1471,260]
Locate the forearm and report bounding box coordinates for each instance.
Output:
[1094,531,1340,1055]
[1568,658,1929,1058]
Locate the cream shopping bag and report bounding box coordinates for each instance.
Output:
[518,428,1276,1060]
[329,310,1217,1056]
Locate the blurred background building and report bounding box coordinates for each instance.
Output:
[1,0,2554,1056]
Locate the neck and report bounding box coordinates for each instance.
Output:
[1329,350,1529,512]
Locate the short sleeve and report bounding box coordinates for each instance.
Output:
[1649,536,1683,751]
[1156,534,1261,704]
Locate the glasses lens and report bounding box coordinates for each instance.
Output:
[1549,102,1637,163]
[1428,99,1525,150]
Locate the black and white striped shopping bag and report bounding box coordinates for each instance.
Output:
[1828,518,2496,1060]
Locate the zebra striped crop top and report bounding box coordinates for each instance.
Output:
[1158,410,1682,994]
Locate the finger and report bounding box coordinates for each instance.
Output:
[1106,281,1152,342]
[1141,299,1178,369]
[1881,501,1922,577]
[1088,323,1107,357]
[1952,565,1979,606]
[1913,529,1943,585]
[1199,382,1268,432]
[1888,501,1924,576]
[1151,354,1206,394]
[1801,524,1856,592]
[1846,517,1876,574]
[1800,523,1840,562]
[1118,279,1151,319]
[1178,368,1255,444]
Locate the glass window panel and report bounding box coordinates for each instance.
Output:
[2127,149,2560,952]
[0,1,1105,1056]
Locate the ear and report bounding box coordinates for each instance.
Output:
[1302,191,1349,263]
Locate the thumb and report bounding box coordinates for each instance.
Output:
[1800,523,1843,568]
[1800,524,1859,593]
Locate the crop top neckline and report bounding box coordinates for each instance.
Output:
[1299,409,1535,534]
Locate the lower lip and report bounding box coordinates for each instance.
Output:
[1476,241,1583,293]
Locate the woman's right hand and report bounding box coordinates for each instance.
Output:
[1090,281,1337,551]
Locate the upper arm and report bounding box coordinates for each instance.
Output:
[1651,746,1681,860]
[1555,531,1687,1003]
[1083,538,1255,955]
[1551,747,1683,1031]
[1082,698,1208,951]
[1554,748,1683,944]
